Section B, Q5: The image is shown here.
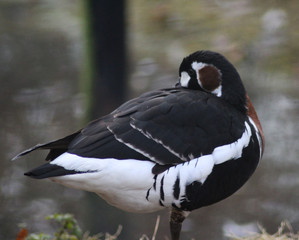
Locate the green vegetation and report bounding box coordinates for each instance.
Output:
[17,213,122,240]
[17,214,299,240]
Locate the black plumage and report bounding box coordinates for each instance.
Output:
[69,89,245,165]
[18,88,247,177]
[13,50,264,240]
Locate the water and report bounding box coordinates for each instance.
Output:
[1,0,298,239]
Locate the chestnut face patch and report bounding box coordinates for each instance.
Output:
[198,65,221,92]
[191,62,222,96]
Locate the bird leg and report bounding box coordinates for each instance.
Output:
[169,208,189,240]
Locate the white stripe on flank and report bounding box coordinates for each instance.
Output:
[50,120,252,212]
[248,117,262,159]
[51,154,161,213]
[212,122,252,164]
[148,121,252,205]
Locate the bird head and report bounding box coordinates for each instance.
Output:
[178,50,247,113]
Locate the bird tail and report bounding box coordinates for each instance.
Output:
[12,131,81,179]
[12,131,80,161]
[24,162,79,179]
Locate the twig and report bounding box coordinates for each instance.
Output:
[105,225,122,240]
[152,215,160,240]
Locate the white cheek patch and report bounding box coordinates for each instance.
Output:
[191,62,207,85]
[191,62,207,71]
[180,71,191,87]
[211,85,222,97]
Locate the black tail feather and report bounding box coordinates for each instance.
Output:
[12,131,80,161]
[24,163,78,179]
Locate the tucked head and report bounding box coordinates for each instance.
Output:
[178,50,247,112]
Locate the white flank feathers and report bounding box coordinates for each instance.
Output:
[50,120,253,212]
[213,122,251,164]
[51,155,160,212]
[248,117,263,158]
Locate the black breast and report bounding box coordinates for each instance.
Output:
[180,121,261,211]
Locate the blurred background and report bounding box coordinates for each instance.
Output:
[1,0,299,239]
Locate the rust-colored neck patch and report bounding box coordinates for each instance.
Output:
[198,65,221,91]
[246,94,265,155]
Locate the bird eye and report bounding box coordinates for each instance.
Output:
[187,69,194,76]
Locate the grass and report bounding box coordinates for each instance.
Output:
[16,213,159,240]
[16,213,299,240]
[229,221,299,240]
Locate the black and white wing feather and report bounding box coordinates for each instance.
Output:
[14,87,247,177]
[67,88,246,166]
